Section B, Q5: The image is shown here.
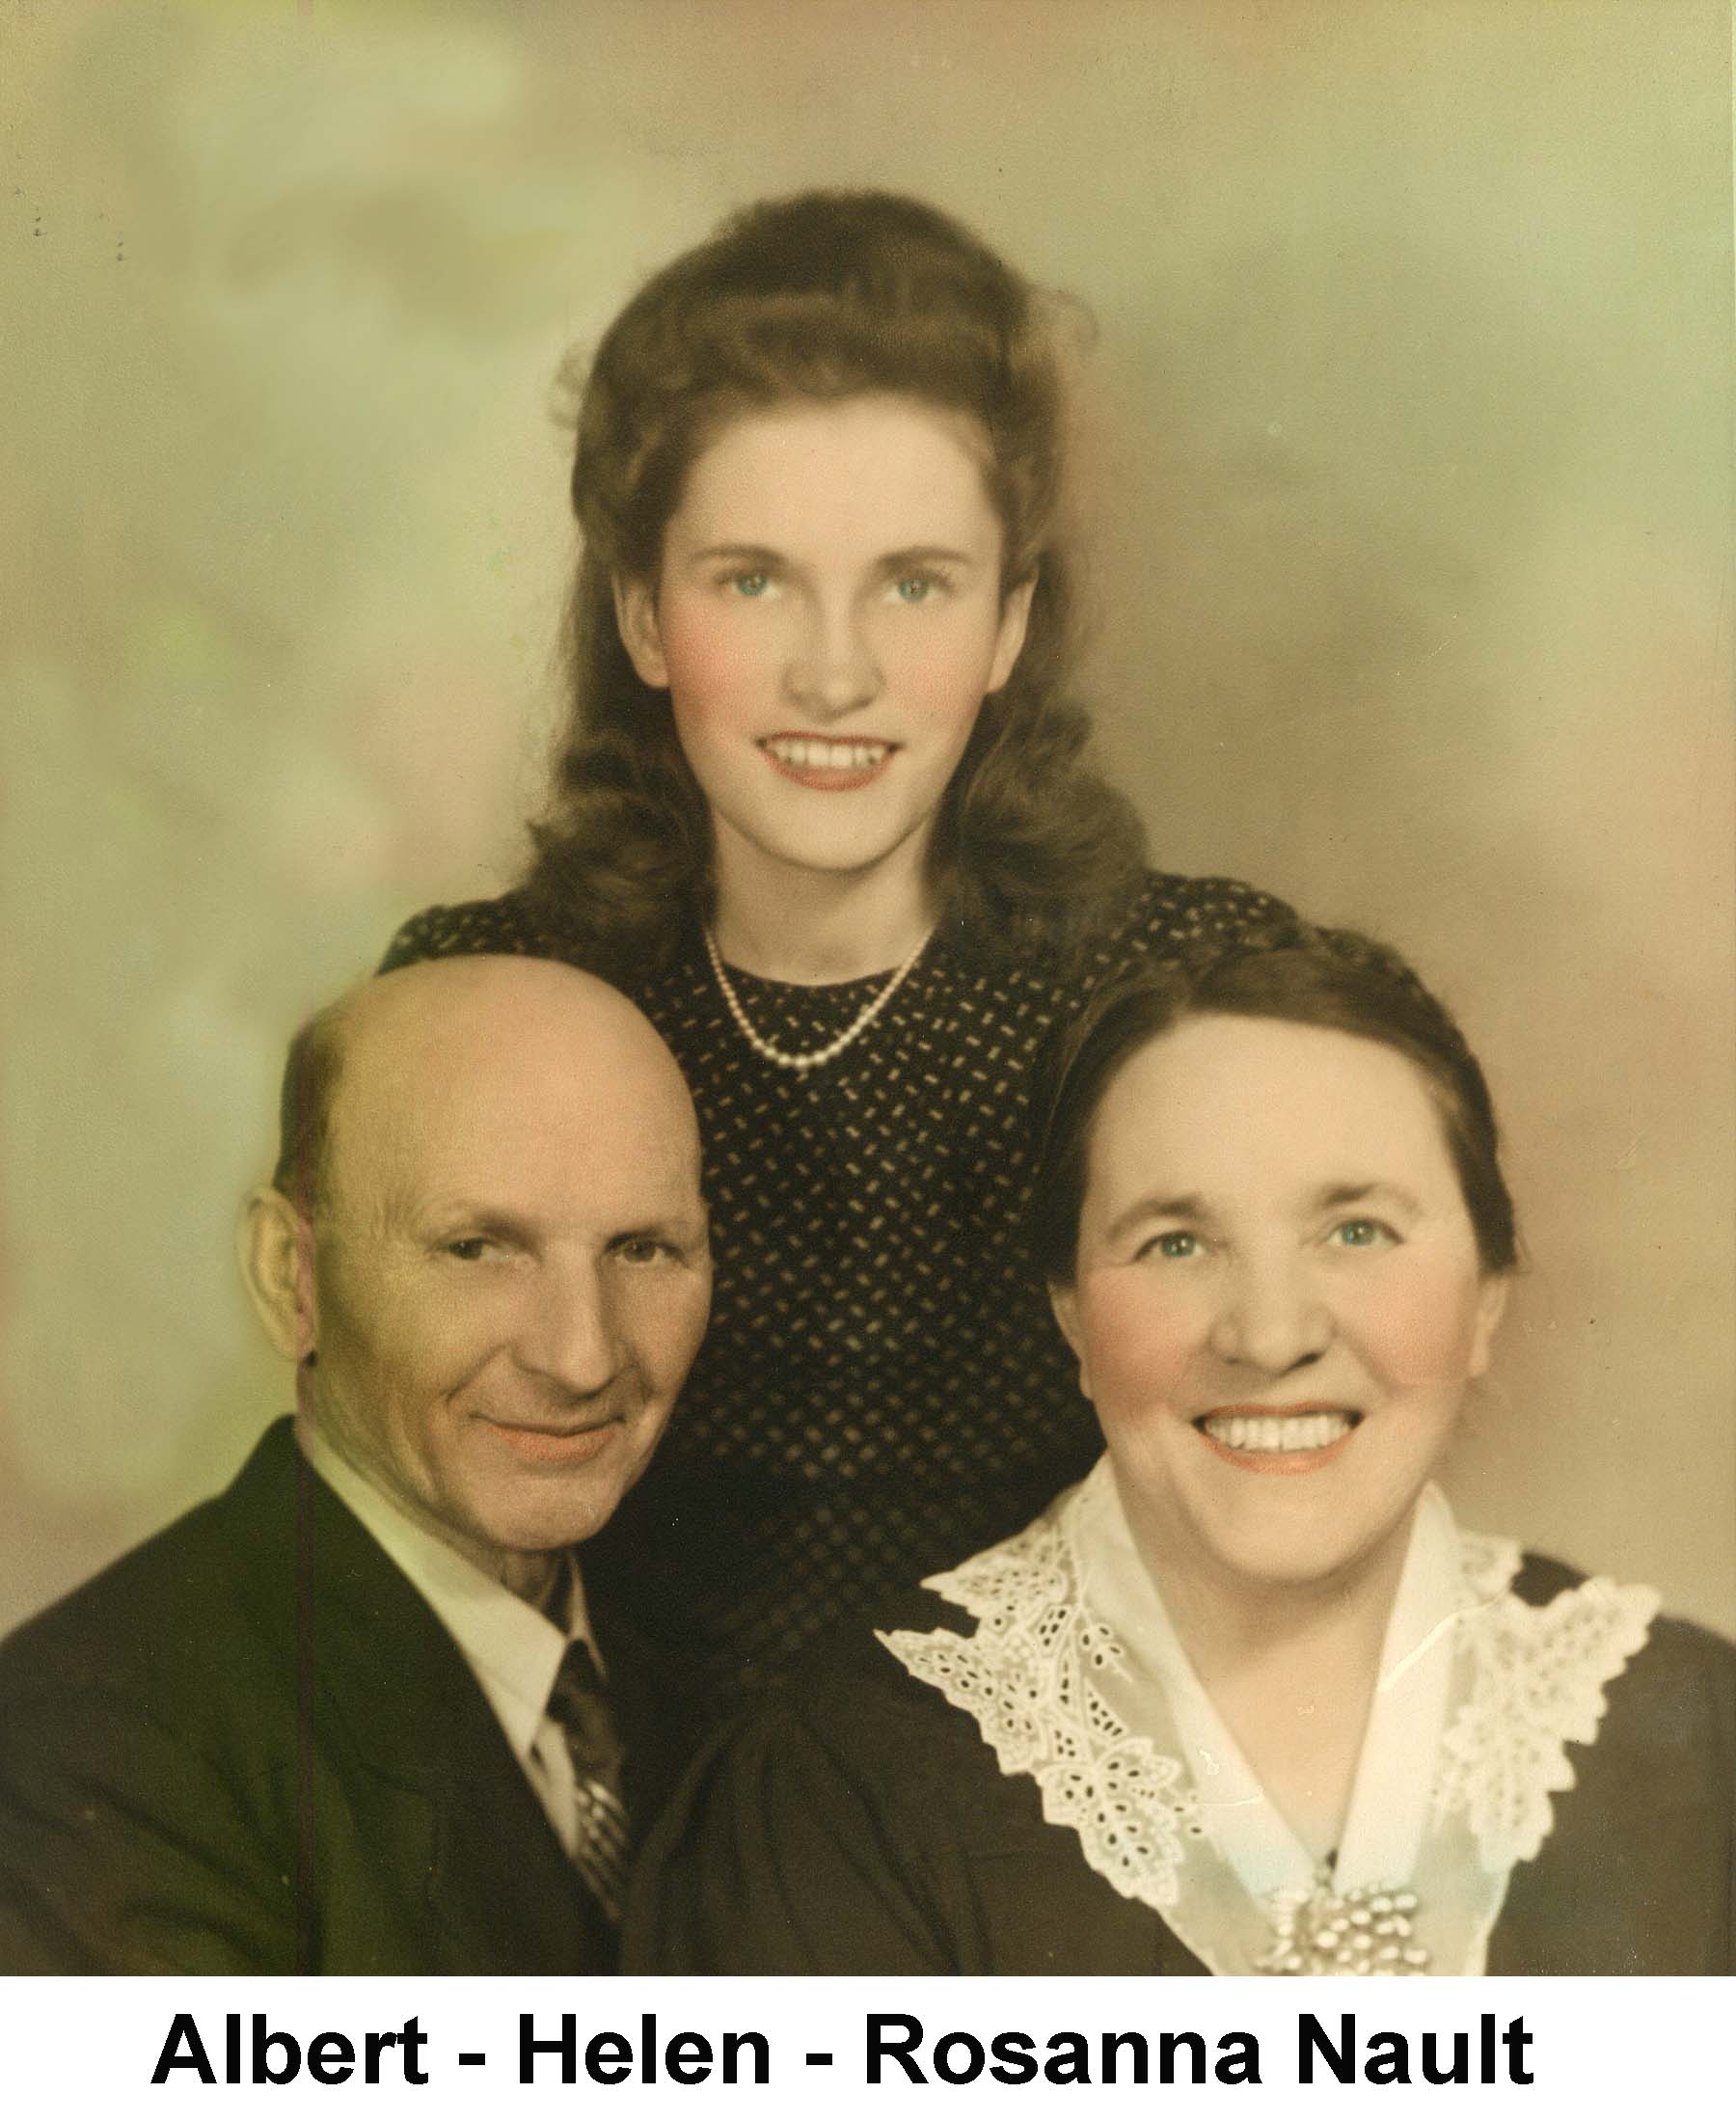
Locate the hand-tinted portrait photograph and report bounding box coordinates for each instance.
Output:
[1,0,1730,1992]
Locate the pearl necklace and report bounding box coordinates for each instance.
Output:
[702,924,934,1074]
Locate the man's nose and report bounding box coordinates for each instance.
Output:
[784,594,881,720]
[515,1262,621,1399]
[1207,1251,1331,1375]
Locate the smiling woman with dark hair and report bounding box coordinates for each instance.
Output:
[382,189,1289,1709]
[629,924,1735,1975]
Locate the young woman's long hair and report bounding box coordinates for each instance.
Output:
[522,190,1146,981]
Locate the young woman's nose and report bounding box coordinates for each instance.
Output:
[1206,1253,1331,1375]
[515,1262,621,1398]
[784,592,882,719]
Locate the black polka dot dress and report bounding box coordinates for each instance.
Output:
[382,872,1288,1707]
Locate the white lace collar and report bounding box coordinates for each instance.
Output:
[879,1458,1658,1976]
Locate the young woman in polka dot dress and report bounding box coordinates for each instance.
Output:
[384,192,1291,1716]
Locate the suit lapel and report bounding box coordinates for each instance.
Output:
[227,1424,613,1969]
[590,1598,691,1837]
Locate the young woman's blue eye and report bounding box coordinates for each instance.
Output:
[1145,1231,1200,1261]
[1331,1218,1392,1249]
[894,574,936,603]
[732,571,771,598]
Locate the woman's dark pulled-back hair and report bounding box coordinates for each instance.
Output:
[522,188,1145,980]
[1031,922,1520,1286]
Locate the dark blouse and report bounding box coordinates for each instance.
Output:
[382,871,1289,1703]
[624,1567,1736,1976]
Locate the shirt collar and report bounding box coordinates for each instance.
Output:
[298,1421,598,1769]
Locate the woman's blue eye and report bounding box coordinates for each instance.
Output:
[732,571,770,597]
[894,575,936,603]
[1149,1232,1200,1261]
[1332,1218,1390,1249]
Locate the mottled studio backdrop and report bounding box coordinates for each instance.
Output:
[3,0,1731,1632]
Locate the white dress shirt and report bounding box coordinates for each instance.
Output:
[299,1423,600,1863]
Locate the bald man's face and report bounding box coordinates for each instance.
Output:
[300,965,711,1591]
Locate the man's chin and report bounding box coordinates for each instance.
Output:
[462,1437,649,1556]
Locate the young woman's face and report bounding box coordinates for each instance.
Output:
[1051,1013,1508,1602]
[615,394,1033,905]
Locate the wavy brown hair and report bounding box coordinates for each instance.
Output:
[521,189,1145,980]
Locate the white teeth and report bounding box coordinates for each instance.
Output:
[763,737,888,771]
[1200,1411,1354,1454]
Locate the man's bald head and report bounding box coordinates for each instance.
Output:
[245,956,710,1595]
[272,957,697,1217]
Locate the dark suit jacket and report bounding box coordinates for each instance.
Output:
[0,1419,682,1972]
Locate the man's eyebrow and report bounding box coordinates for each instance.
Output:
[623,1201,711,1239]
[418,1201,533,1239]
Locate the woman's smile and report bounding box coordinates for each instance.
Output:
[757,732,898,790]
[1194,1400,1362,1472]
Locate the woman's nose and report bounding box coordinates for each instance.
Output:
[515,1263,621,1399]
[1207,1254,1331,1375]
[784,596,881,719]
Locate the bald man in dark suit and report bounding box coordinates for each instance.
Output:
[0,957,712,1972]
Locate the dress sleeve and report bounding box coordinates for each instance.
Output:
[0,1673,295,1974]
[378,894,547,973]
[1124,871,1299,962]
[623,1697,958,1974]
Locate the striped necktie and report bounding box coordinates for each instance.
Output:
[544,1638,631,1921]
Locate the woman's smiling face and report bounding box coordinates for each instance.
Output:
[614,394,1033,904]
[1051,1012,1508,1602]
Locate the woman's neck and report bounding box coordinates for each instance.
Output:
[1123,1486,1415,1863]
[710,829,936,984]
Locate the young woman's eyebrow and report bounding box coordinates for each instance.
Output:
[877,544,980,571]
[687,542,785,567]
[684,542,983,571]
[1315,1181,1424,1217]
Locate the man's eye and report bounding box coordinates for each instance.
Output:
[612,1236,673,1265]
[1331,1218,1395,1249]
[444,1237,492,1263]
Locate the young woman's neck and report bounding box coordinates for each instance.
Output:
[710,832,937,984]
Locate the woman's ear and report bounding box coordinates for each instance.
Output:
[238,1187,318,1367]
[1048,1279,1094,1402]
[988,571,1038,693]
[613,575,670,689]
[1468,1272,1511,1379]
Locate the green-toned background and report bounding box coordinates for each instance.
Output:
[4,0,1731,1633]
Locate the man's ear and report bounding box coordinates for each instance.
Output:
[1468,1271,1511,1380]
[613,575,669,689]
[1048,1279,1094,1403]
[987,571,1038,693]
[238,1186,317,1366]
